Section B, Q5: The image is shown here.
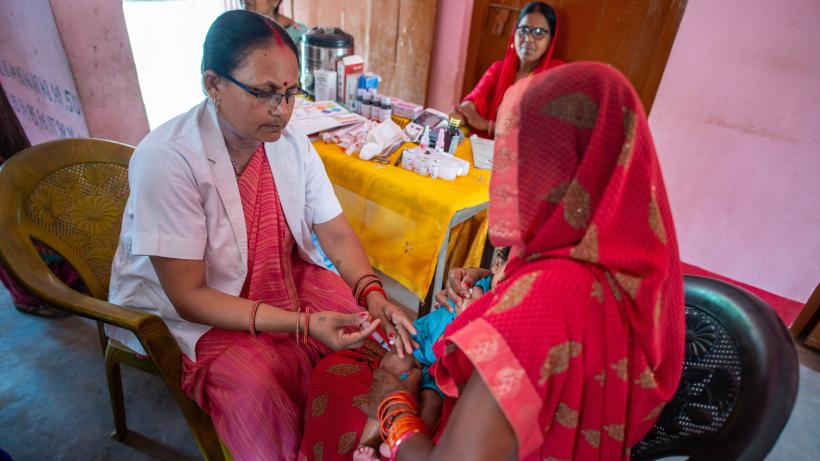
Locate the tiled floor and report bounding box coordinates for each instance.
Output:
[0,284,818,460]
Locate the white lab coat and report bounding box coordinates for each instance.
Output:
[107,100,342,360]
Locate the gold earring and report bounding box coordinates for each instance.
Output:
[213,97,222,115]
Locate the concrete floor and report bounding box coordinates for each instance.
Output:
[1,283,818,460]
[0,286,200,461]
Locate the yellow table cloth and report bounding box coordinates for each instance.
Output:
[313,138,490,300]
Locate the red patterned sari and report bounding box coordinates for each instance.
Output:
[301,62,685,460]
[180,144,363,461]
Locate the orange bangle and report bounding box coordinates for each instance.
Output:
[389,416,426,439]
[304,304,311,345]
[378,391,419,439]
[295,307,302,344]
[380,406,414,440]
[249,300,263,336]
[377,392,418,419]
[388,417,425,446]
[387,414,427,458]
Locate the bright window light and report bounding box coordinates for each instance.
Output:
[123,0,232,129]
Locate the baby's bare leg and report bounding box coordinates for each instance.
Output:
[418,389,444,432]
[352,445,379,461]
[359,416,381,448]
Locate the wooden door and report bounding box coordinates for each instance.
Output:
[463,0,524,103]
[791,283,820,351]
[462,0,687,111]
[290,0,438,105]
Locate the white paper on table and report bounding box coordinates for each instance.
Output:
[291,100,364,135]
[470,134,495,170]
[292,99,349,119]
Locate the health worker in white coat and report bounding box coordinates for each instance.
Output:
[107,10,416,460]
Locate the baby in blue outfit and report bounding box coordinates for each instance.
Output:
[409,274,494,393]
[355,251,507,460]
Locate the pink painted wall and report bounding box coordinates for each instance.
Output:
[50,0,149,146]
[425,0,474,112]
[0,0,89,145]
[649,0,820,302]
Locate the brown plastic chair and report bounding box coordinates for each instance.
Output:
[0,139,227,460]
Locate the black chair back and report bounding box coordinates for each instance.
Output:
[633,275,799,461]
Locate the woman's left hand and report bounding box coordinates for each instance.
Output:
[367,367,423,418]
[367,295,418,358]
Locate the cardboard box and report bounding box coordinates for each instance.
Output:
[392,99,423,120]
[314,69,337,102]
[336,55,364,106]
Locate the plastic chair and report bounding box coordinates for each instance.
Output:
[0,139,227,460]
[632,275,799,460]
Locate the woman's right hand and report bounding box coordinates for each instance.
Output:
[366,367,423,418]
[310,311,381,351]
[456,101,490,131]
[436,267,493,310]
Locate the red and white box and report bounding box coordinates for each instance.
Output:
[336,55,364,107]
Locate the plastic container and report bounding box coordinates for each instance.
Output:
[361,92,372,119]
[380,97,393,122]
[371,94,381,120]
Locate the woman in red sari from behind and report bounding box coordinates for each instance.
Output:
[451,2,564,138]
[300,62,686,460]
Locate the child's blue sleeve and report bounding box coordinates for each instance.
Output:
[412,307,456,366]
[420,366,444,396]
[310,232,337,273]
[474,275,493,294]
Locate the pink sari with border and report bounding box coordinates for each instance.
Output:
[181,144,362,461]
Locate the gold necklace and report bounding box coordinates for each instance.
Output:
[229,156,242,177]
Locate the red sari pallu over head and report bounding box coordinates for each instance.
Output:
[433,62,686,460]
[297,62,685,461]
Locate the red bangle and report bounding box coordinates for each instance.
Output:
[352,273,380,297]
[359,284,386,307]
[356,279,380,305]
[249,300,263,336]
